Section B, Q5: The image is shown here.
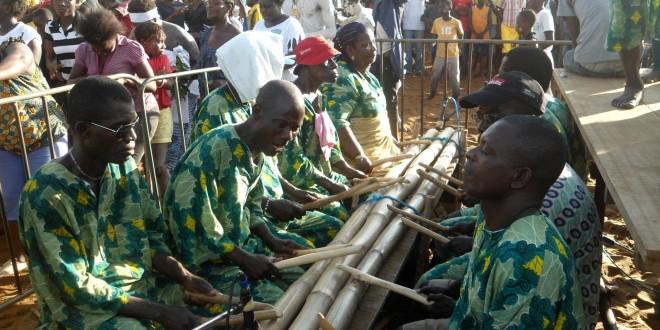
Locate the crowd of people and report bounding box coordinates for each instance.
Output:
[0,0,657,328]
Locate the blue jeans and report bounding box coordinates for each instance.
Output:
[0,137,68,220]
[403,29,425,73]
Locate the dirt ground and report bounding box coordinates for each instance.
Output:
[0,70,658,329]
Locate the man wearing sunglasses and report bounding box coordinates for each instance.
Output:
[19,77,217,329]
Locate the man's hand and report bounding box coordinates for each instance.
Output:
[267,238,307,255]
[158,305,206,330]
[446,236,474,256]
[267,199,306,221]
[231,249,280,280]
[46,62,64,82]
[323,180,349,196]
[180,273,218,306]
[418,282,458,318]
[354,156,373,174]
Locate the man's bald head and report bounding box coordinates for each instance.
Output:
[464,115,567,201]
[251,80,305,156]
[255,80,305,118]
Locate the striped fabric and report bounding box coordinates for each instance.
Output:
[44,16,83,80]
[502,0,526,27]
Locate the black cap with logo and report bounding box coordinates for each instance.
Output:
[459,71,544,112]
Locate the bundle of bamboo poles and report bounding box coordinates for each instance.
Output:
[262,127,461,330]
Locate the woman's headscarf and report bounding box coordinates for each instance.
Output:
[373,0,404,79]
[216,31,285,103]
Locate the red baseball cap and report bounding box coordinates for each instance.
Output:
[294,36,340,66]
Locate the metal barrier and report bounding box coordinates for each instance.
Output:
[0,38,571,316]
[373,38,572,140]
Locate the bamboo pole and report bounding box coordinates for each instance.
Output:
[398,139,433,147]
[420,163,464,187]
[326,132,460,330]
[371,154,414,167]
[273,245,363,269]
[401,218,450,243]
[261,129,442,330]
[285,128,456,330]
[387,205,450,232]
[417,169,465,198]
[336,265,432,305]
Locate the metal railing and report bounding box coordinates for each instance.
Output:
[373,38,572,140]
[0,38,572,316]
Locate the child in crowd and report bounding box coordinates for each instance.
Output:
[134,21,174,200]
[497,0,525,54]
[528,0,554,66]
[429,0,463,100]
[516,9,537,45]
[469,0,490,78]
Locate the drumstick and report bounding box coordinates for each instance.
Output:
[301,179,375,211]
[371,154,414,167]
[420,163,464,187]
[318,313,336,330]
[273,244,363,269]
[417,170,465,198]
[388,205,450,232]
[203,309,281,328]
[290,243,353,256]
[398,139,433,147]
[185,292,274,311]
[401,218,450,244]
[337,264,432,305]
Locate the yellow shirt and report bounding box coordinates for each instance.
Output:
[431,17,463,58]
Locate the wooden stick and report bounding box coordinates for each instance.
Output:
[336,264,432,305]
[401,218,450,244]
[273,245,363,269]
[185,292,274,311]
[318,313,336,330]
[388,205,450,232]
[417,169,465,198]
[291,243,352,257]
[420,163,464,187]
[301,180,373,211]
[371,154,414,167]
[398,139,433,147]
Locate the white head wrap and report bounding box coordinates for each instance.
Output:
[216,31,285,103]
[129,8,161,23]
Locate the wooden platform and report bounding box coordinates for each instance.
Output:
[554,69,660,272]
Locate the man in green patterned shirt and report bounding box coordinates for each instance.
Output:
[19,77,217,329]
[166,80,312,304]
[403,116,585,329]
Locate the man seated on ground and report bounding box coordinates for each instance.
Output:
[279,36,368,205]
[192,31,346,249]
[403,115,585,329]
[416,71,601,329]
[19,77,217,329]
[558,0,623,78]
[165,80,313,304]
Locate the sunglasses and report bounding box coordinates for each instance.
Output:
[85,117,140,138]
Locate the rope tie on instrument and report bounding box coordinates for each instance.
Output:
[362,193,421,215]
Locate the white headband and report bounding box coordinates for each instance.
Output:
[129,8,161,23]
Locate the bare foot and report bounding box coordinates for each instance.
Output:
[611,87,643,109]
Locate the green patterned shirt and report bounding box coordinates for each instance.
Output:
[449,213,585,329]
[191,86,251,142]
[165,125,267,274]
[321,60,388,129]
[19,158,173,329]
[277,97,345,189]
[544,97,587,179]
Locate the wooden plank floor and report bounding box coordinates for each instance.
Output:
[554,69,660,271]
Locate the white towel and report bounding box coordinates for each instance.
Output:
[216,31,285,103]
